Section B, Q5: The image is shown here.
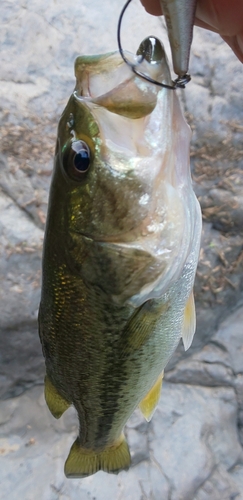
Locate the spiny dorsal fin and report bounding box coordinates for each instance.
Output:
[182,291,196,351]
[139,370,164,422]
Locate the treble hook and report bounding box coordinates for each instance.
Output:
[117,0,191,90]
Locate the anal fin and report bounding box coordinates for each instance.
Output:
[182,291,196,351]
[139,370,164,422]
[64,434,131,478]
[44,375,71,419]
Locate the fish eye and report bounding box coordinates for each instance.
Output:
[73,148,90,172]
[72,141,90,173]
[62,140,91,180]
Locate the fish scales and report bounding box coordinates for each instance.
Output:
[38,37,202,478]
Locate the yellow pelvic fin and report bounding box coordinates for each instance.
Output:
[44,375,71,419]
[182,291,196,351]
[64,434,131,478]
[139,370,164,422]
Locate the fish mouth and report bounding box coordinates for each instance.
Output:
[74,76,158,119]
[74,38,171,119]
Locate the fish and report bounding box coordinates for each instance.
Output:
[38,36,202,478]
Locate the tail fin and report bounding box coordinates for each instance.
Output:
[64,435,131,478]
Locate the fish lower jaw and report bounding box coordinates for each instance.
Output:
[69,221,189,307]
[71,214,171,245]
[70,225,153,245]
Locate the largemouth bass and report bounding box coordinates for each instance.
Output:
[38,37,202,478]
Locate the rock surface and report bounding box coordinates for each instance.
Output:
[0,0,243,498]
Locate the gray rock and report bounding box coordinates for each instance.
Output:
[194,465,242,500]
[199,186,243,235]
[212,306,243,375]
[230,464,243,498]
[0,188,42,331]
[166,308,243,387]
[0,156,45,398]
[235,375,243,447]
[0,323,44,400]
[150,383,243,499]
[183,28,243,147]
[0,154,50,230]
[165,347,234,387]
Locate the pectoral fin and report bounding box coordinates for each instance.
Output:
[182,292,196,351]
[121,299,168,353]
[44,375,71,419]
[64,434,131,478]
[139,370,164,422]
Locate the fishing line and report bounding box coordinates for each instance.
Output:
[117,0,191,89]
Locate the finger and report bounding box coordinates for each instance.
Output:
[194,17,220,33]
[141,0,243,37]
[140,0,162,16]
[196,0,243,37]
[140,0,243,63]
[221,33,243,63]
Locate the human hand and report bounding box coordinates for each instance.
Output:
[140,0,243,63]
